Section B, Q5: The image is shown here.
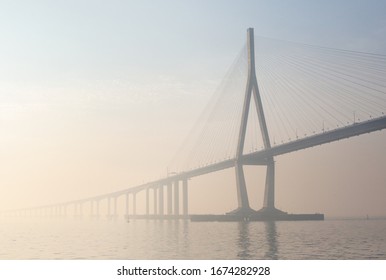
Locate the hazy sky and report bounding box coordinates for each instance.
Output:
[1,0,386,217]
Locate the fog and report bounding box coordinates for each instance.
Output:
[1,1,386,218]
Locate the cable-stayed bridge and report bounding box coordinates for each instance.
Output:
[3,28,386,221]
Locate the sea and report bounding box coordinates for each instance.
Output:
[0,217,385,260]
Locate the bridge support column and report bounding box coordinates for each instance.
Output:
[263,160,275,210]
[90,200,94,218]
[159,185,164,216]
[133,193,137,216]
[125,193,129,217]
[256,159,285,215]
[113,197,118,218]
[183,179,188,217]
[153,188,158,215]
[229,28,281,217]
[230,28,259,216]
[234,163,251,213]
[107,197,111,218]
[167,183,173,215]
[146,189,150,216]
[174,181,179,216]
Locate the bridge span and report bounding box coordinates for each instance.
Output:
[4,113,385,221]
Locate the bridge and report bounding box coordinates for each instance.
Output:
[2,28,386,221]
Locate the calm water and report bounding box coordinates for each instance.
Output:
[0,218,385,259]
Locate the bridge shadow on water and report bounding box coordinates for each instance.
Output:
[237,221,278,260]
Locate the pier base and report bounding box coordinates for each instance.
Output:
[191,211,324,222]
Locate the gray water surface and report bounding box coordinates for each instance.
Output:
[1,218,385,259]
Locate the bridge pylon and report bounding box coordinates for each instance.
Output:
[228,28,285,218]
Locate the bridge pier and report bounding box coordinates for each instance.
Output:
[125,193,129,217]
[228,28,285,218]
[232,163,255,215]
[146,189,149,216]
[153,187,158,216]
[107,197,111,219]
[132,193,137,216]
[127,179,189,220]
[262,160,276,210]
[159,185,164,216]
[113,197,118,219]
[12,179,191,222]
[167,183,173,215]
[183,179,188,217]
[174,181,179,216]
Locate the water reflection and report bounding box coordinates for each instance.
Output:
[237,222,252,259]
[264,221,278,259]
[236,221,279,259]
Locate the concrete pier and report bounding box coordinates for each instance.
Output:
[190,213,324,222]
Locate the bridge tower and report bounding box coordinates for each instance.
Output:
[230,28,284,217]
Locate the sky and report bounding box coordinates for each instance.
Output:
[0,0,386,217]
